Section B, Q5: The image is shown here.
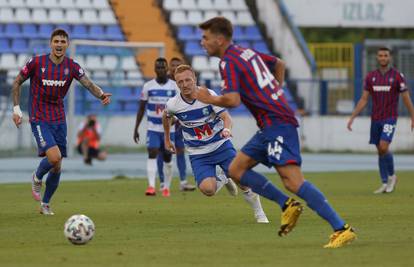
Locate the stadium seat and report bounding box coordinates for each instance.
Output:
[236,11,255,26]
[92,70,109,85]
[233,26,245,41]
[4,24,21,38]
[7,0,25,8]
[38,24,54,38]
[42,0,60,8]
[26,0,42,8]
[0,53,17,69]
[49,9,66,24]
[102,55,118,70]
[72,25,89,39]
[0,8,14,23]
[245,26,262,41]
[15,8,31,24]
[199,71,215,81]
[0,25,4,38]
[66,9,83,25]
[121,57,138,71]
[163,0,181,11]
[204,10,219,21]
[213,0,231,10]
[11,39,28,53]
[76,0,93,9]
[187,11,203,25]
[17,54,31,67]
[235,40,250,48]
[126,70,143,80]
[92,0,110,10]
[86,55,103,70]
[60,0,76,9]
[0,39,11,53]
[74,55,86,67]
[181,0,197,10]
[22,24,38,39]
[83,10,100,24]
[105,25,124,41]
[56,24,72,34]
[31,9,49,24]
[184,41,204,56]
[230,0,248,11]
[90,25,106,40]
[209,57,220,70]
[99,9,117,24]
[192,56,210,72]
[170,10,188,25]
[253,41,270,54]
[197,0,215,11]
[30,42,49,54]
[177,26,195,40]
[220,11,237,24]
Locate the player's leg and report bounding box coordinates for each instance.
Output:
[174,128,195,191]
[378,120,397,193]
[370,120,389,193]
[161,149,173,197]
[157,154,164,190]
[145,131,161,195]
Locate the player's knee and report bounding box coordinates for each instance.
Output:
[48,155,61,166]
[200,188,215,197]
[199,179,216,196]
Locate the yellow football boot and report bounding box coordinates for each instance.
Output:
[278,198,304,236]
[324,224,357,248]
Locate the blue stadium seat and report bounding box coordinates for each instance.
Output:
[233,26,245,41]
[253,41,270,54]
[11,39,28,53]
[56,24,72,35]
[105,25,124,41]
[235,41,250,48]
[0,38,11,53]
[177,25,195,40]
[0,25,4,38]
[72,25,89,39]
[89,25,106,40]
[184,41,205,56]
[4,24,21,38]
[38,24,54,39]
[245,26,262,41]
[22,24,38,39]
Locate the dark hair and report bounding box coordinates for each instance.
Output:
[378,46,391,53]
[199,16,233,40]
[155,57,168,64]
[50,28,69,42]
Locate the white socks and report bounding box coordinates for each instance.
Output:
[163,161,173,189]
[147,158,157,188]
[243,189,264,213]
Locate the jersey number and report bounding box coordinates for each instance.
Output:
[194,124,213,140]
[251,57,276,90]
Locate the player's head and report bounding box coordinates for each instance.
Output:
[174,65,197,97]
[154,57,168,80]
[199,16,233,57]
[169,57,183,80]
[376,46,391,68]
[50,29,69,59]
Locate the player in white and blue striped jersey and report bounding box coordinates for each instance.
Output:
[162,65,268,223]
[133,58,178,197]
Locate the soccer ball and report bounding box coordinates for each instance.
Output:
[64,214,95,245]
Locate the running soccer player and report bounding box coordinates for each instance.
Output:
[11,29,111,215]
[163,65,268,223]
[157,57,196,192]
[196,17,356,248]
[133,58,176,197]
[348,47,414,194]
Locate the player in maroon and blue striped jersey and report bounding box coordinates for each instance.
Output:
[11,29,112,215]
[348,47,414,194]
[196,17,356,248]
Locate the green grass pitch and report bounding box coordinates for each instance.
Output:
[1,171,413,267]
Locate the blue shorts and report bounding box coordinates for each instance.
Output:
[189,141,235,186]
[30,122,67,157]
[146,130,174,150]
[369,119,397,145]
[174,125,185,149]
[241,124,301,167]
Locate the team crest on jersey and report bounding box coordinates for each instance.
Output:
[372,77,376,82]
[41,68,45,73]
[167,90,172,96]
[79,68,84,75]
[220,61,226,70]
[202,107,209,116]
[64,68,69,75]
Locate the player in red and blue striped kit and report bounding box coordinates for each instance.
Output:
[348,47,414,194]
[11,29,111,215]
[196,17,356,248]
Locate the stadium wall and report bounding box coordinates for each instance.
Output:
[1,116,413,152]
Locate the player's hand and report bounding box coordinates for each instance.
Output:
[196,86,212,103]
[100,92,112,105]
[347,117,354,131]
[12,105,23,128]
[133,130,139,143]
[165,140,176,154]
[220,128,232,138]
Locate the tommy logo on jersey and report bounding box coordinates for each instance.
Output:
[373,86,391,92]
[42,79,66,87]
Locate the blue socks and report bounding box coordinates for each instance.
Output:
[35,158,54,180]
[240,170,289,209]
[177,152,187,182]
[297,181,345,231]
[384,152,395,176]
[157,155,164,184]
[378,155,389,183]
[42,171,61,203]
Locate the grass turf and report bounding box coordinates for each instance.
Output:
[0,171,413,267]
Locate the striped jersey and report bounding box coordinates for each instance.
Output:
[364,67,408,121]
[165,89,228,155]
[219,44,298,129]
[140,78,178,132]
[20,54,85,123]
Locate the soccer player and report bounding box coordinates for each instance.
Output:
[11,29,111,215]
[195,17,356,248]
[347,47,414,194]
[163,65,268,223]
[133,58,176,197]
[156,57,196,192]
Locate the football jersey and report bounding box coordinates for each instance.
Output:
[364,67,408,121]
[165,89,228,155]
[219,44,298,129]
[20,54,85,123]
[140,78,178,132]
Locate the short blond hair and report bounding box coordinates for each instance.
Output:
[174,64,195,77]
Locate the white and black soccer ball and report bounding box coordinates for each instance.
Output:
[64,214,95,245]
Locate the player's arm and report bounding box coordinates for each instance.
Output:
[79,75,111,105]
[162,110,176,153]
[196,86,241,108]
[274,57,285,86]
[133,100,147,143]
[401,91,414,131]
[347,90,370,131]
[11,74,29,128]
[218,110,232,138]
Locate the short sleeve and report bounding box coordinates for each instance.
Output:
[140,82,149,101]
[71,59,85,81]
[364,74,372,92]
[257,51,277,73]
[208,90,226,114]
[220,60,240,94]
[164,99,175,118]
[396,72,408,93]
[19,57,36,79]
